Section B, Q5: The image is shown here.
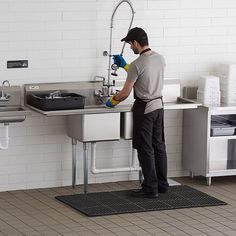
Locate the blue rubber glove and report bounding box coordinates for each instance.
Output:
[105,96,120,108]
[112,54,127,68]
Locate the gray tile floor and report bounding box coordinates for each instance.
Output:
[0,176,236,236]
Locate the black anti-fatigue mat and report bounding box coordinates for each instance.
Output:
[55,185,227,217]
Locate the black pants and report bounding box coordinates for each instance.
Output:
[133,99,168,194]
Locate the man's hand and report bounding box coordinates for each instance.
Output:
[112,54,130,72]
[112,54,126,68]
[105,95,120,108]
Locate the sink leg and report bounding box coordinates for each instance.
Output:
[139,167,143,184]
[83,142,88,194]
[207,177,211,186]
[72,138,77,188]
[190,171,194,179]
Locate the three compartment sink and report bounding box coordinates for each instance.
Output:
[0,106,31,123]
[24,82,201,141]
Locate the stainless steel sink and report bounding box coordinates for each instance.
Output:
[0,106,31,123]
[66,113,120,142]
[0,85,31,123]
[23,81,202,192]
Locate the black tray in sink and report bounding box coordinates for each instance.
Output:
[28,93,85,111]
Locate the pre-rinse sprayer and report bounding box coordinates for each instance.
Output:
[107,0,135,78]
[95,0,135,100]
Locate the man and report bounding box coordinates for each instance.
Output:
[106,27,169,198]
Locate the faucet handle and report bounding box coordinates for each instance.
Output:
[0,94,10,101]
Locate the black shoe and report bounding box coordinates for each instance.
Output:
[130,189,158,199]
[158,187,168,194]
[158,183,169,194]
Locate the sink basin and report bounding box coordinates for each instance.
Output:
[0,106,31,123]
[66,113,120,142]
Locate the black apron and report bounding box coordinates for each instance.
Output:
[132,95,162,149]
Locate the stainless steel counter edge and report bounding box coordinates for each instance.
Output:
[26,97,201,117]
[26,104,132,116]
[201,104,236,111]
[186,98,236,111]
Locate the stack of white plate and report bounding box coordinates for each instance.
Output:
[217,64,236,104]
[197,75,220,105]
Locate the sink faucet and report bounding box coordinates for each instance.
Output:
[94,75,116,103]
[95,0,135,101]
[0,80,11,101]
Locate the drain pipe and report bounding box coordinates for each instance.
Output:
[0,123,9,150]
[91,142,141,174]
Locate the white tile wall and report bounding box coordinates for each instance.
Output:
[0,0,236,191]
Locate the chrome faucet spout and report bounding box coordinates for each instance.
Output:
[110,0,135,54]
[1,80,11,101]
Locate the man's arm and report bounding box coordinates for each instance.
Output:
[113,79,134,102]
[105,79,134,108]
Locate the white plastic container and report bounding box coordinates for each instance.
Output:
[220,76,236,89]
[221,96,236,104]
[220,82,236,93]
[197,90,221,105]
[217,64,236,104]
[198,75,220,91]
[220,88,236,100]
[217,64,236,79]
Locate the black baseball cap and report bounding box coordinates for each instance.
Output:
[121,27,148,44]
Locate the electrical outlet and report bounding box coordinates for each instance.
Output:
[7,60,28,69]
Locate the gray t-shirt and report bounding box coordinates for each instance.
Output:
[127,51,165,114]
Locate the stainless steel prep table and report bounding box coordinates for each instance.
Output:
[183,104,236,186]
